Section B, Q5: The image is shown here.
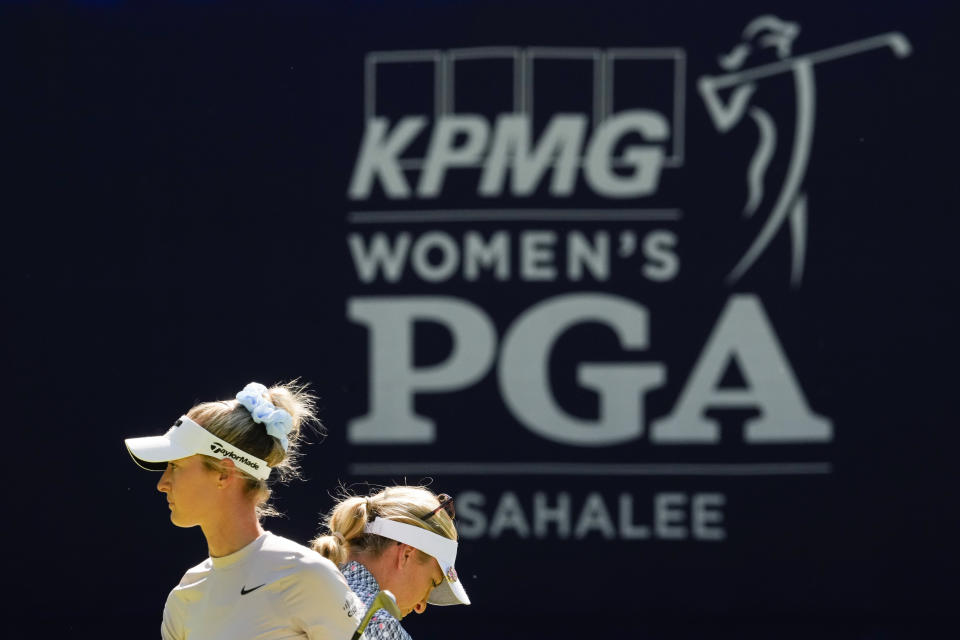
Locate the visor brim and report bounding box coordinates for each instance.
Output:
[124,433,194,469]
[128,454,168,472]
[428,564,470,606]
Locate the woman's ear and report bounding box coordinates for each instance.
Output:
[216,458,237,487]
[397,543,416,569]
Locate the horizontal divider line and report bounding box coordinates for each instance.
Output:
[348,462,832,476]
[348,209,683,223]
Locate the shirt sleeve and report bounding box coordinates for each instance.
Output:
[160,590,185,640]
[288,557,364,640]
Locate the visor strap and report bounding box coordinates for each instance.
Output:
[175,417,272,481]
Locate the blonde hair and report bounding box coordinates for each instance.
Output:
[311,486,457,566]
[188,379,320,517]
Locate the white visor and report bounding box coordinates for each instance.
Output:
[124,416,272,481]
[365,517,470,606]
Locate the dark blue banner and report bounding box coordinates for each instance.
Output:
[4,1,956,638]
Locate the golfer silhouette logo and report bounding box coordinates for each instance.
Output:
[698,15,911,287]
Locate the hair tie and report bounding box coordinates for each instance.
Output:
[332,531,346,545]
[236,382,295,451]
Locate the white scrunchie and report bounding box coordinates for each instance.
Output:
[236,382,295,452]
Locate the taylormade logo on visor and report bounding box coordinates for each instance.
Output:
[210,442,262,471]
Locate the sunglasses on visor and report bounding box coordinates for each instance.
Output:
[423,493,455,521]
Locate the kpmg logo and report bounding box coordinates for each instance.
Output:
[210,442,261,470]
[349,46,684,200]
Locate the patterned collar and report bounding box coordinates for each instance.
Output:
[341,561,413,640]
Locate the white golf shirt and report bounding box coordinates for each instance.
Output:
[161,532,363,640]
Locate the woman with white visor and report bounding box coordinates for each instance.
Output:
[311,487,470,640]
[124,381,363,640]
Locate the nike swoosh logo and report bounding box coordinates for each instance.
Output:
[241,583,267,595]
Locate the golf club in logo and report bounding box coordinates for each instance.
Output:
[698,15,911,287]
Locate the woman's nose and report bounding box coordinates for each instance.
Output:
[413,600,427,614]
[157,468,171,493]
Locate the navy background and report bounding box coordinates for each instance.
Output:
[2,1,957,638]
